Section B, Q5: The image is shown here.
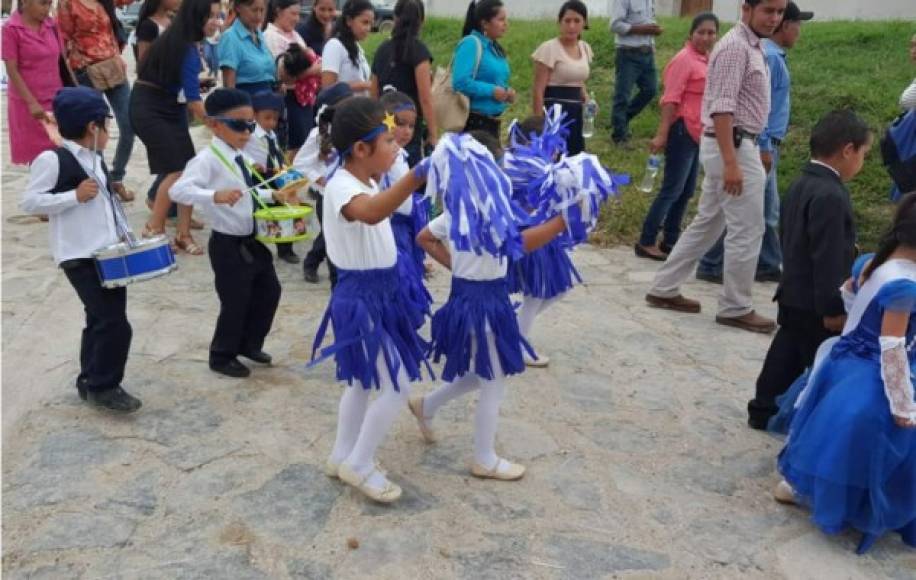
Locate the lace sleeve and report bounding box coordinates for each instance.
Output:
[879,336,916,423]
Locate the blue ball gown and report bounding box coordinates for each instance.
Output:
[776,258,916,554]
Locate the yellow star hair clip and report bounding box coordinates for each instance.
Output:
[382,112,397,132]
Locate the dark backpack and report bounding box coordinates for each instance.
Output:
[881,109,916,201]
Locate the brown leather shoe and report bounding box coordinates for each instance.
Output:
[645,293,701,313]
[111,182,135,202]
[634,243,668,261]
[715,311,776,334]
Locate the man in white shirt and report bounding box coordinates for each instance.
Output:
[610,0,663,144]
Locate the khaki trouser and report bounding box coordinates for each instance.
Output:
[649,135,767,318]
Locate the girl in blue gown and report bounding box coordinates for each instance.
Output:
[775,194,916,554]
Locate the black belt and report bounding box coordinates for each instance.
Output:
[617,45,654,54]
[703,128,760,141]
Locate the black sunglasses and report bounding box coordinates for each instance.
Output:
[212,117,257,133]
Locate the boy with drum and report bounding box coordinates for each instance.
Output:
[20,87,142,413]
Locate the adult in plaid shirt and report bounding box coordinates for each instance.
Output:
[646,0,787,334]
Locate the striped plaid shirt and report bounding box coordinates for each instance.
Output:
[701,22,771,135]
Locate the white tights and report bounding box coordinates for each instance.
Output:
[421,333,506,468]
[330,352,410,486]
[516,296,559,340]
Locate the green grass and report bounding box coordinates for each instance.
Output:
[365,17,916,249]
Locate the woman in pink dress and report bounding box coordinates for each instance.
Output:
[2,0,66,165]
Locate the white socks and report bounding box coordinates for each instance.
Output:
[421,333,506,467]
[516,296,559,340]
[331,352,410,490]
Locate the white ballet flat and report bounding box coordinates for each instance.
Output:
[324,458,340,478]
[470,458,526,481]
[524,352,550,368]
[773,480,797,505]
[408,396,436,444]
[338,464,402,503]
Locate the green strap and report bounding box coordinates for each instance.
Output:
[209,143,272,211]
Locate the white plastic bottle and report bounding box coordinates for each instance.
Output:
[638,154,662,194]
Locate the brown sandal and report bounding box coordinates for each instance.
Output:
[175,233,204,255]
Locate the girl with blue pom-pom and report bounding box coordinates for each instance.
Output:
[774,194,916,554]
[409,130,616,480]
[309,96,431,504]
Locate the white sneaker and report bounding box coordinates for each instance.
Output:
[408,396,436,443]
[524,351,549,368]
[773,480,797,505]
[338,464,402,503]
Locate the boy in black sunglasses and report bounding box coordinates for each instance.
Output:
[170,89,298,378]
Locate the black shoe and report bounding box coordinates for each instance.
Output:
[209,358,251,378]
[85,386,142,413]
[747,415,770,431]
[659,242,674,255]
[76,377,89,401]
[240,350,272,365]
[279,251,300,265]
[695,271,723,284]
[303,267,319,284]
[755,269,782,283]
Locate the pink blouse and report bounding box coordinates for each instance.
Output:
[660,42,709,143]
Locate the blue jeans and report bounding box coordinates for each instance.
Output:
[612,48,657,142]
[76,72,135,183]
[638,119,699,248]
[697,148,783,276]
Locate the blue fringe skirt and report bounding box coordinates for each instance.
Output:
[390,197,428,274]
[430,276,533,382]
[506,239,582,298]
[310,267,430,390]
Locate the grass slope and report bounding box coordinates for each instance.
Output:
[365,17,915,249]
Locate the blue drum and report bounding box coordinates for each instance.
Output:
[93,235,178,288]
[273,168,309,196]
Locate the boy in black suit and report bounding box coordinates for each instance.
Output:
[748,110,873,430]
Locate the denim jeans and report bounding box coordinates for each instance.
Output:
[697,148,782,276]
[638,119,700,248]
[76,72,135,183]
[612,48,657,142]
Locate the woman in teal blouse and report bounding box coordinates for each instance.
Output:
[452,0,515,138]
[218,0,276,94]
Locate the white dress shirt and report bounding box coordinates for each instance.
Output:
[242,124,283,170]
[170,137,275,236]
[323,168,397,270]
[21,140,121,265]
[292,127,336,195]
[428,212,507,281]
[610,0,656,49]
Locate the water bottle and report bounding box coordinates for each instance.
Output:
[582,99,597,139]
[638,154,662,194]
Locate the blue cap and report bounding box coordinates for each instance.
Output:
[205,88,253,116]
[315,82,354,111]
[53,87,111,138]
[251,90,284,113]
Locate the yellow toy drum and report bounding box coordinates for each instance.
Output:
[254,205,314,244]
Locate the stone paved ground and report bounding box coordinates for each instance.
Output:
[3,106,916,580]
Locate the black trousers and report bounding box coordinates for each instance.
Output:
[62,260,132,393]
[302,192,338,285]
[544,85,585,155]
[748,304,837,425]
[464,111,501,140]
[208,232,281,365]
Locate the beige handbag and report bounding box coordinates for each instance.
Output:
[431,36,483,134]
[85,56,127,91]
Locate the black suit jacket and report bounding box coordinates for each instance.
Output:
[775,162,857,318]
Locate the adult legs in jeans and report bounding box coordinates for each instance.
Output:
[611,50,657,143]
[649,138,767,318]
[757,148,782,275]
[103,81,135,184]
[638,120,700,249]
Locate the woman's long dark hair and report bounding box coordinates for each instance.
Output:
[138,0,166,26]
[391,0,424,63]
[263,0,299,30]
[301,0,332,45]
[461,0,503,37]
[334,0,374,67]
[140,0,219,85]
[863,193,916,281]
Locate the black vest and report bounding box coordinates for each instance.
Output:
[49,147,111,195]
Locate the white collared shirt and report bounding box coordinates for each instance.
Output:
[810,159,842,179]
[243,124,282,170]
[21,140,121,264]
[170,137,275,236]
[292,128,336,195]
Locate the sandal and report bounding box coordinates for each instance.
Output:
[338,464,402,503]
[175,233,204,255]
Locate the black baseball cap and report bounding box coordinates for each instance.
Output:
[783,2,814,22]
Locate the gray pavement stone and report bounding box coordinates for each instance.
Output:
[544,534,671,575]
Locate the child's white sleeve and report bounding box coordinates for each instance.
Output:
[20,151,80,215]
[169,155,215,206]
[427,214,449,241]
[293,130,325,184]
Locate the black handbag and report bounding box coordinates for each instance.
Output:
[54,24,78,87]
